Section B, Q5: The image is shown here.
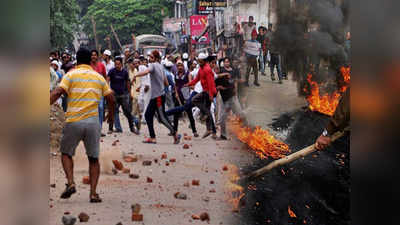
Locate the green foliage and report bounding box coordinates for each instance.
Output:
[82,0,173,50]
[50,0,80,50]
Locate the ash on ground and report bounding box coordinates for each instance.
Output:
[235,108,350,225]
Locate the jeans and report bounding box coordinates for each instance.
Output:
[62,95,68,112]
[145,95,175,138]
[259,52,265,74]
[109,94,138,132]
[270,53,282,80]
[98,96,104,129]
[246,56,259,84]
[191,92,216,133]
[169,93,197,134]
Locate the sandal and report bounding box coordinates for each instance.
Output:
[142,138,157,144]
[202,131,212,139]
[173,134,182,145]
[60,183,76,199]
[90,193,102,203]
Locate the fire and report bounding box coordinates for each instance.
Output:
[224,164,245,212]
[288,206,297,218]
[304,66,350,116]
[229,116,290,159]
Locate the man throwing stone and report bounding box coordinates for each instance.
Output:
[50,48,115,203]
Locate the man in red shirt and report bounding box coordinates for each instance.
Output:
[185,53,217,139]
[91,50,107,135]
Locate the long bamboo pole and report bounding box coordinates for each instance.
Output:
[243,127,349,181]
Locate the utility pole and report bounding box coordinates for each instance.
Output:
[211,0,216,52]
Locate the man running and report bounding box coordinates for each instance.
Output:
[184,53,217,139]
[134,50,181,144]
[50,48,115,203]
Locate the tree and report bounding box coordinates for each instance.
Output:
[50,0,80,50]
[82,0,173,51]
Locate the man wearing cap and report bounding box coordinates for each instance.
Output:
[103,50,114,74]
[244,29,261,86]
[50,47,115,203]
[182,53,189,72]
[185,52,217,139]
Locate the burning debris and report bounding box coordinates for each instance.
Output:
[304,66,351,116]
[229,117,291,159]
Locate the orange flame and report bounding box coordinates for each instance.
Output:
[224,164,245,212]
[288,206,297,218]
[304,66,350,116]
[229,116,290,159]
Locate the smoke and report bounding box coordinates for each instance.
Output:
[272,0,350,95]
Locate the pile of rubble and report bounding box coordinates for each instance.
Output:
[49,104,65,151]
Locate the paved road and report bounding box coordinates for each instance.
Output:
[50,70,306,225]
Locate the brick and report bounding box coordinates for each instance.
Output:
[123,156,137,163]
[142,160,152,166]
[165,161,170,166]
[200,212,210,221]
[183,182,190,187]
[129,174,140,179]
[222,165,228,171]
[82,176,90,185]
[131,203,141,214]
[154,159,158,163]
[174,192,187,200]
[184,136,192,141]
[191,214,200,220]
[161,153,167,159]
[122,168,130,174]
[183,144,190,149]
[147,177,153,183]
[210,180,214,184]
[78,212,90,222]
[50,184,56,188]
[192,180,200,186]
[209,189,216,193]
[131,213,143,221]
[112,160,124,170]
[169,158,176,163]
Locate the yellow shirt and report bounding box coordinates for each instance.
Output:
[59,64,112,123]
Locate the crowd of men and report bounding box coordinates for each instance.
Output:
[49,44,253,202]
[49,15,349,203]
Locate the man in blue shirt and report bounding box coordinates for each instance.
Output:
[107,57,139,134]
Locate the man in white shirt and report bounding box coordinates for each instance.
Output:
[103,50,114,74]
[137,57,151,123]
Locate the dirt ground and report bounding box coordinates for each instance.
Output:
[49,71,307,225]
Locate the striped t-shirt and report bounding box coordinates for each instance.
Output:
[59,64,112,123]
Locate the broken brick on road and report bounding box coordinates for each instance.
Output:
[82,176,90,185]
[142,160,152,166]
[112,160,124,170]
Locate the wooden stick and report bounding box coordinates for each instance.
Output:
[110,24,123,51]
[244,128,349,181]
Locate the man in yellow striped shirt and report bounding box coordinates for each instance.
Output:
[50,48,115,203]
